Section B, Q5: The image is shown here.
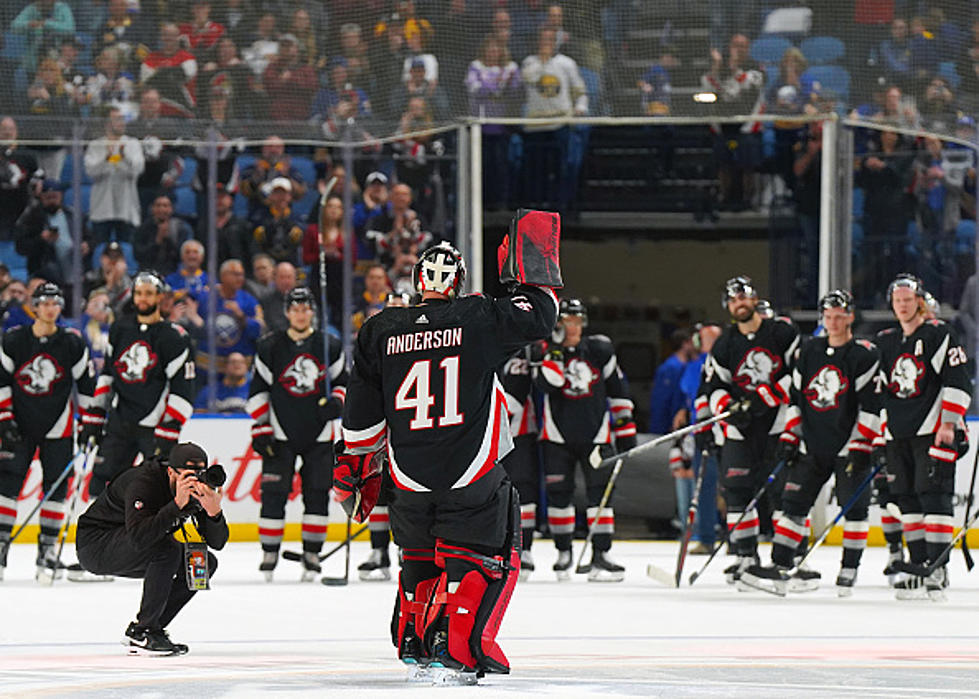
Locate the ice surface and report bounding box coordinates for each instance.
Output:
[3,540,979,698]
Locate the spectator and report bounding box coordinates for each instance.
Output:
[239,136,306,216]
[56,36,88,106]
[872,84,920,131]
[194,350,250,412]
[649,329,695,435]
[0,264,10,295]
[242,13,279,77]
[908,15,941,89]
[10,0,75,75]
[701,33,765,211]
[25,56,75,117]
[84,107,145,258]
[365,183,432,263]
[639,46,677,116]
[959,20,979,112]
[77,289,113,374]
[84,47,138,120]
[369,15,409,115]
[0,279,28,329]
[194,258,264,375]
[131,88,183,217]
[245,252,275,300]
[352,262,389,333]
[303,194,344,321]
[82,242,131,312]
[0,117,41,245]
[767,48,809,189]
[352,171,389,258]
[178,0,225,62]
[387,237,418,296]
[310,57,372,122]
[401,28,438,87]
[393,96,440,195]
[957,273,979,363]
[134,195,192,275]
[879,17,911,88]
[338,22,370,86]
[1,277,47,331]
[792,122,824,306]
[14,179,78,286]
[541,3,572,57]
[198,37,254,120]
[93,0,150,74]
[262,34,316,122]
[260,261,297,333]
[288,8,320,68]
[141,23,198,118]
[207,186,251,263]
[165,239,209,297]
[249,177,305,264]
[918,76,958,132]
[489,9,514,59]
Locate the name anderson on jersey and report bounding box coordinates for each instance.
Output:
[386,328,463,355]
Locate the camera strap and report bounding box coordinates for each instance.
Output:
[180,523,210,591]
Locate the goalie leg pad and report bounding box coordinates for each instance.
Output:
[393,548,441,662]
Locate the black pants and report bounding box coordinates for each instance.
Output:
[77,526,217,630]
[542,441,615,553]
[0,436,73,541]
[260,441,332,553]
[501,435,540,550]
[91,420,156,496]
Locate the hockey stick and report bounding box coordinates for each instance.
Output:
[282,521,370,563]
[688,458,789,586]
[322,516,352,586]
[9,446,87,544]
[961,445,978,571]
[896,507,979,578]
[46,439,98,586]
[647,447,710,587]
[574,457,623,574]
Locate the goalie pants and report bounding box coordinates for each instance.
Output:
[90,420,156,496]
[0,436,73,545]
[541,441,615,553]
[501,434,540,551]
[886,435,955,566]
[259,441,333,554]
[719,430,779,557]
[78,527,218,630]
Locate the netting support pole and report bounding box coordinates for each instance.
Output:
[469,122,483,292]
[341,129,355,364]
[70,124,83,320]
[817,118,838,300]
[205,127,219,411]
[455,124,470,288]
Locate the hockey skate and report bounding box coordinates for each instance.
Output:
[427,627,479,686]
[259,550,278,582]
[586,550,625,583]
[835,568,858,598]
[123,622,188,656]
[553,549,572,581]
[35,543,67,583]
[300,552,321,582]
[738,563,788,596]
[883,550,904,587]
[925,566,949,603]
[66,563,114,583]
[787,562,821,593]
[893,572,927,600]
[725,556,758,586]
[518,550,534,582]
[358,548,391,582]
[0,538,8,582]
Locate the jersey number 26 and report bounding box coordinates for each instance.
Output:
[395,357,464,430]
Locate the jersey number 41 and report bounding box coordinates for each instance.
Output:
[396,356,464,430]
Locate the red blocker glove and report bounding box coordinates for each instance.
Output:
[333,441,385,523]
[498,209,563,289]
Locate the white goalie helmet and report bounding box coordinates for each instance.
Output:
[413,242,467,299]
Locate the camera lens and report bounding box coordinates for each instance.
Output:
[203,464,227,488]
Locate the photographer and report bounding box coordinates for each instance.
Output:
[76,443,228,656]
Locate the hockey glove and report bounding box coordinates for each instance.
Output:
[0,415,21,449]
[776,432,800,465]
[498,209,563,290]
[153,419,182,456]
[77,410,106,448]
[724,397,753,431]
[333,441,384,523]
[317,396,343,423]
[527,339,548,365]
[694,427,718,457]
[844,448,871,476]
[612,417,638,453]
[587,442,616,469]
[251,424,276,458]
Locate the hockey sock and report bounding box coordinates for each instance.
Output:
[301,514,328,553]
[924,514,954,567]
[901,513,927,564]
[793,516,812,560]
[586,506,614,553]
[841,519,869,569]
[728,508,759,557]
[771,514,805,567]
[0,495,16,537]
[548,505,574,551]
[369,506,391,550]
[38,500,66,544]
[258,517,285,552]
[520,503,536,551]
[881,510,904,552]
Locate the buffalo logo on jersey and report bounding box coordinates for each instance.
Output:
[563,358,598,398]
[15,354,65,395]
[115,341,159,383]
[889,354,925,399]
[734,348,782,390]
[803,365,849,411]
[279,353,324,397]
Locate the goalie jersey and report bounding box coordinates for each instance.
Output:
[875,320,971,440]
[782,336,881,457]
[247,330,347,447]
[533,335,634,445]
[342,286,558,492]
[0,325,97,439]
[93,317,195,429]
[704,317,800,437]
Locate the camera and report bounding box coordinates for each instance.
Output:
[191,464,227,488]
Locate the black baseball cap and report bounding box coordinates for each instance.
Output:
[168,442,208,469]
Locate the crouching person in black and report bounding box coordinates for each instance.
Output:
[76,443,228,656]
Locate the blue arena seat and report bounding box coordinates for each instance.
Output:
[801,65,850,101]
[800,36,844,65]
[750,36,792,67]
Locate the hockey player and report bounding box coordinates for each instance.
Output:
[500,344,541,580]
[247,287,346,582]
[85,271,196,496]
[335,221,561,681]
[876,274,971,600]
[533,297,638,582]
[740,290,881,596]
[704,275,799,584]
[0,283,98,581]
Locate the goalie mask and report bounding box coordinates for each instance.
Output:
[31,281,65,308]
[721,275,757,309]
[886,273,925,306]
[413,243,467,299]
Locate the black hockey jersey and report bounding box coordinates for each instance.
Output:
[500,350,537,438]
[705,317,800,437]
[247,330,347,448]
[0,325,97,439]
[875,320,972,440]
[342,285,558,492]
[533,334,635,445]
[94,317,195,429]
[782,336,880,457]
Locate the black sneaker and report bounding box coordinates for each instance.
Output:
[124,622,187,656]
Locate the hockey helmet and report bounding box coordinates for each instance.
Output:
[385,291,412,307]
[721,275,757,308]
[284,286,317,312]
[755,299,775,319]
[558,297,588,326]
[818,289,854,316]
[886,273,926,306]
[133,269,167,293]
[413,242,467,299]
[31,281,65,308]
[923,291,940,317]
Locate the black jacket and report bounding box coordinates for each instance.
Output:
[14,202,83,284]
